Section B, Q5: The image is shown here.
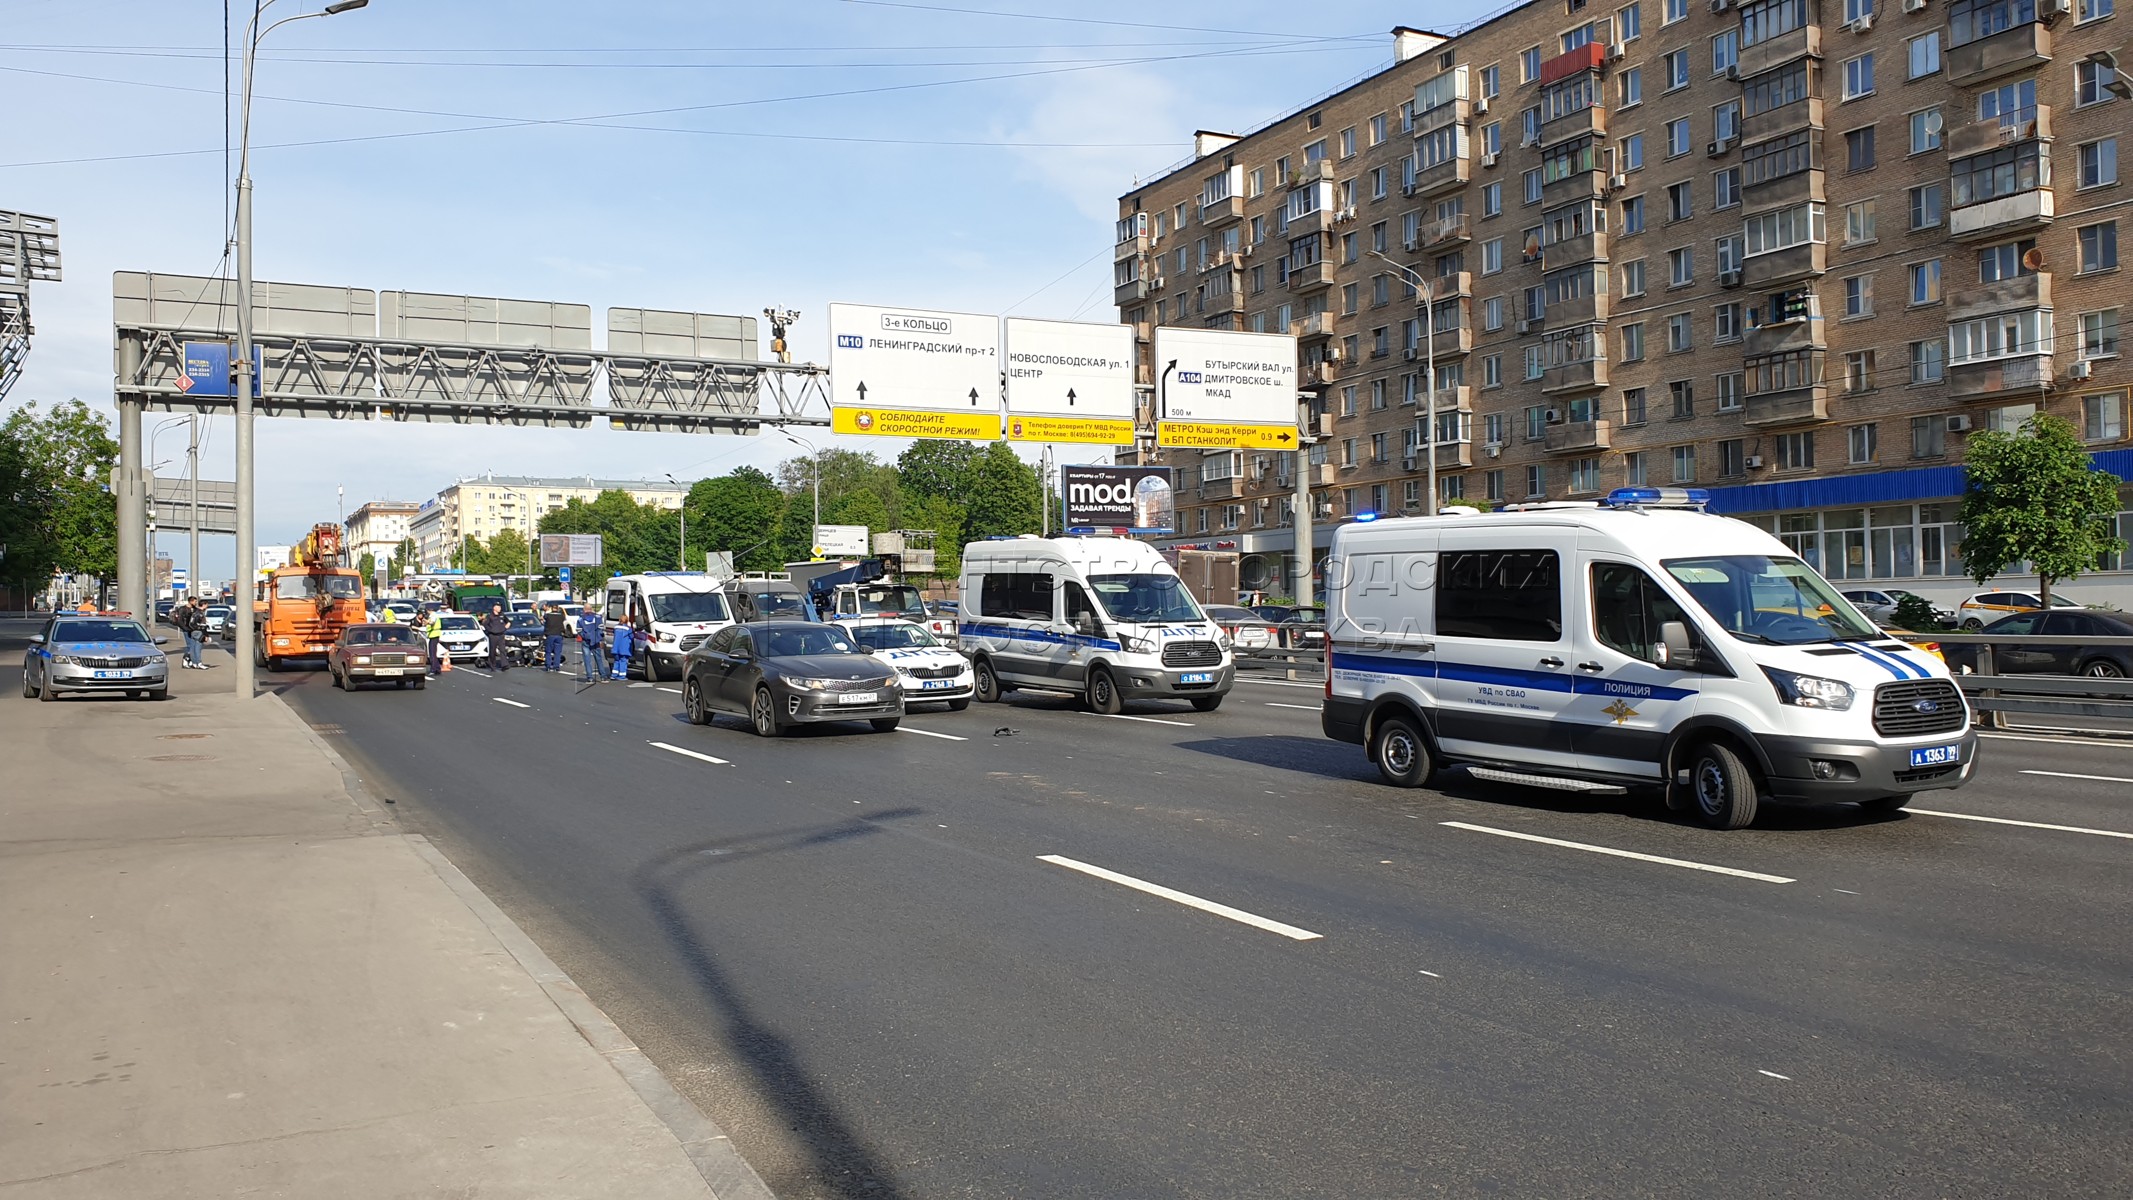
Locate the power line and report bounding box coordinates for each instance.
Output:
[833,0,1354,40]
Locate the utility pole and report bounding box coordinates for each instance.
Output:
[187,416,199,610]
[664,473,687,570]
[1371,251,1438,516]
[1293,395,1315,608]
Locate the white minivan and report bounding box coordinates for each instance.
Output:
[959,535,1234,713]
[1321,488,1977,829]
[603,572,736,681]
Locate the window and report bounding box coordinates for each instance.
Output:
[1742,130,1812,187]
[2080,222,2120,273]
[1978,238,2036,282]
[1719,438,1746,477]
[1910,259,1943,304]
[1622,194,1646,234]
[2081,309,2121,359]
[1524,169,1544,205]
[1951,144,2046,206]
[1714,100,1741,144]
[1665,49,1690,90]
[2083,392,2126,441]
[1907,32,1941,78]
[1670,378,1695,417]
[1625,451,1648,485]
[1844,0,1874,19]
[1909,338,1946,383]
[1844,274,1874,318]
[1521,45,1543,83]
[1671,444,1696,483]
[1664,246,1690,286]
[1621,2,1644,39]
[1484,353,1504,387]
[1716,233,1744,275]
[1623,387,1648,424]
[1713,30,1740,75]
[1717,370,1745,409]
[1339,127,1357,159]
[1845,349,1876,392]
[1911,108,1943,154]
[1525,464,1548,497]
[1912,415,1946,458]
[1619,67,1644,107]
[1483,182,1503,216]
[1843,53,1874,100]
[1845,199,1876,245]
[1485,295,1506,330]
[1622,322,1647,360]
[1667,181,1693,221]
[980,572,1055,621]
[1665,0,1689,20]
[1667,118,1692,157]
[1715,167,1742,209]
[1565,456,1602,494]
[1622,257,1647,295]
[1621,133,1645,172]
[1909,183,1944,230]
[1716,302,1744,342]
[1526,346,1546,381]
[1949,309,2053,362]
[1741,0,1809,47]
[1845,126,1877,172]
[2080,139,2120,189]
[2079,0,2115,19]
[1776,431,1815,471]
[1948,0,2043,49]
[1481,65,1501,99]
[1849,423,1879,464]
[1304,138,1328,163]
[1482,237,1504,274]
[1743,202,1826,257]
[2078,61,2119,108]
[1746,348,1825,394]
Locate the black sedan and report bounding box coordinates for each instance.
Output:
[1942,609,2133,680]
[1252,603,1327,651]
[682,619,903,737]
[500,611,549,666]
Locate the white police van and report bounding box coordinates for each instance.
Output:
[959,535,1234,713]
[1320,488,1976,829]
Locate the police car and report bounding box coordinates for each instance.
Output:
[846,617,974,709]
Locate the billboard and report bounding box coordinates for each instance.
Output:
[813,524,869,557]
[1061,465,1174,532]
[539,533,603,566]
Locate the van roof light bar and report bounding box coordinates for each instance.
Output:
[1601,486,1711,510]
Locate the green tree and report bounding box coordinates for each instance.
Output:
[962,442,1043,542]
[0,399,119,597]
[1958,413,2125,606]
[356,551,377,596]
[777,448,900,536]
[896,441,983,502]
[686,466,787,571]
[478,527,531,586]
[389,537,417,583]
[537,489,674,591]
[901,494,967,579]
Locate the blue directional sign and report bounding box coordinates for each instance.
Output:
[179,341,263,398]
[557,566,573,583]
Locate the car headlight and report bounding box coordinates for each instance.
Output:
[1762,667,1854,711]
[51,654,83,666]
[1118,633,1155,654]
[788,677,835,691]
[354,655,372,665]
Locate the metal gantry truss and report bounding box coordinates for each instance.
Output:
[116,324,832,432]
[0,210,62,404]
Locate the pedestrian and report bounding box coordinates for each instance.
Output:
[76,598,95,613]
[177,597,206,669]
[378,604,400,624]
[541,602,567,672]
[424,609,445,676]
[576,605,606,682]
[482,606,510,671]
[610,617,633,681]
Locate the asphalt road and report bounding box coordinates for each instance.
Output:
[20,624,2132,1198]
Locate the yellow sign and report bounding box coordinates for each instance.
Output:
[832,407,1003,440]
[1004,415,1136,445]
[1156,420,1301,450]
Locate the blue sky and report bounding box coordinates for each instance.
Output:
[3,0,1476,581]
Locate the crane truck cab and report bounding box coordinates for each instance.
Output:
[603,572,735,682]
[255,523,367,672]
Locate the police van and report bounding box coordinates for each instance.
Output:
[603,572,735,682]
[1320,488,1976,829]
[959,535,1234,714]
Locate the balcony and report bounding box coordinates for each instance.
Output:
[1949,187,2054,242]
[1288,206,1330,238]
[1413,96,1475,139]
[1198,475,1242,501]
[1290,312,1335,339]
[1422,385,1471,415]
[1741,166,1825,215]
[1199,194,1244,227]
[1949,272,2051,324]
[1198,288,1245,317]
[1737,24,1821,80]
[1432,271,1475,300]
[1741,242,1826,289]
[1945,21,2052,88]
[1416,213,1473,251]
[1301,358,1343,387]
[1547,290,1609,327]
[1429,322,1473,357]
[1742,386,1830,427]
[1542,230,1608,271]
[1740,96,1823,147]
[1948,353,2056,402]
[1286,259,1337,292]
[1542,358,1609,395]
[1541,167,1609,209]
[1114,277,1150,306]
[1114,230,1151,262]
[1424,441,1474,470]
[1947,104,2053,159]
[1540,103,1607,149]
[1745,317,1821,358]
[1311,462,1339,486]
[1543,418,1612,453]
[1411,155,1472,198]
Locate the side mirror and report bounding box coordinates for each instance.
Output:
[154,636,170,646]
[1073,613,1099,636]
[1655,620,1695,669]
[29,633,45,645]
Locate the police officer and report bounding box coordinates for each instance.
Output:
[424,609,445,676]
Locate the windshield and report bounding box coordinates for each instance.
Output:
[853,585,926,616]
[748,590,808,618]
[649,591,731,623]
[53,620,151,644]
[851,623,940,651]
[1663,555,1879,645]
[1089,573,1205,624]
[758,626,858,657]
[346,627,421,645]
[276,574,363,600]
[206,606,231,617]
[439,615,480,631]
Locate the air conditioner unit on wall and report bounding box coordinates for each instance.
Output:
[1485,442,1503,457]
[1473,97,1491,116]
[1608,173,1628,191]
[1517,318,1535,333]
[1946,414,1973,433]
[1903,0,1926,11]
[2043,0,2070,18]
[1745,454,1765,468]
[1404,347,1420,361]
[1480,151,1501,168]
[1849,13,1874,31]
[2070,359,2094,380]
[1605,42,1626,62]
[1724,63,1740,80]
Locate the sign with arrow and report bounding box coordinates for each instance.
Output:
[1153,326,1299,450]
[1002,317,1136,445]
[828,302,1002,440]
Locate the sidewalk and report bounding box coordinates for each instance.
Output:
[0,658,772,1199]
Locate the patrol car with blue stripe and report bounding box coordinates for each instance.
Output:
[1320,488,1976,829]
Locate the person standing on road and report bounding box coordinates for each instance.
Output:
[176,598,206,669]
[575,606,605,682]
[482,606,510,671]
[540,603,567,672]
[424,610,445,676]
[378,604,400,625]
[610,618,633,681]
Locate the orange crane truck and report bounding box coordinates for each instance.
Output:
[254,523,368,672]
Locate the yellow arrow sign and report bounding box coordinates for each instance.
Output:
[1005,415,1137,445]
[832,407,1003,441]
[1156,420,1301,450]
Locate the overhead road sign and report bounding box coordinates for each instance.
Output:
[1002,317,1135,445]
[606,308,759,431]
[828,302,1001,441]
[813,524,869,557]
[1152,326,1299,450]
[179,342,262,398]
[148,476,237,536]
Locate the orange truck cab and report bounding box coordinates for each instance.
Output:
[254,524,367,671]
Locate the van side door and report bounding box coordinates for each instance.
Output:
[978,570,1057,685]
[1430,536,1579,769]
[1568,556,1705,781]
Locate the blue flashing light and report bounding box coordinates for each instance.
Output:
[1353,510,1380,522]
[1602,486,1711,509]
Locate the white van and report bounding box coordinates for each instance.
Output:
[603,572,735,681]
[959,535,1234,713]
[1321,488,1977,829]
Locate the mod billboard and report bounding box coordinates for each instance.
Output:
[1061,465,1174,532]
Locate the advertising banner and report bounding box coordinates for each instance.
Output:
[1060,465,1175,532]
[539,533,603,567]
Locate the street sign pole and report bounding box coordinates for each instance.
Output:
[1295,396,1314,608]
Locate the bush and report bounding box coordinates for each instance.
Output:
[1892,592,1944,631]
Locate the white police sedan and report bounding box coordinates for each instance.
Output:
[846,618,974,710]
[22,614,171,701]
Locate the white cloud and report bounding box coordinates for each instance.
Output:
[997,66,1192,223]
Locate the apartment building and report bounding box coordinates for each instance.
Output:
[343,499,422,570]
[407,475,687,572]
[1116,2,2133,604]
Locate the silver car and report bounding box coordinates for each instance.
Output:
[22,615,172,701]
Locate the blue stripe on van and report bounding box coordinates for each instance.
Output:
[1330,651,1696,701]
[1839,641,1921,679]
[958,621,1122,652]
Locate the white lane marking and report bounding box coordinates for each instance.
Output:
[648,740,731,766]
[1036,854,1323,941]
[457,668,492,678]
[1266,702,1321,711]
[1980,731,2133,747]
[1440,822,1796,884]
[1909,809,2133,840]
[628,682,654,689]
[2019,768,2133,784]
[1759,1070,1792,1081]
[493,697,530,709]
[897,726,968,741]
[1417,969,1441,978]
[657,687,683,694]
[1080,712,1195,727]
[1833,888,1860,895]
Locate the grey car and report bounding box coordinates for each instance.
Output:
[22,615,171,701]
[681,620,903,736]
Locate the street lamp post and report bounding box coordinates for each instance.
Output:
[663,473,687,570]
[1371,251,1438,516]
[231,0,368,698]
[775,427,822,545]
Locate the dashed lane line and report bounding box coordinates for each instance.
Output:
[648,740,731,766]
[493,697,531,709]
[1440,821,1796,884]
[456,668,492,678]
[657,687,683,694]
[1079,712,1195,728]
[1037,854,1323,941]
[1266,702,1321,711]
[2018,769,2133,785]
[897,726,968,741]
[1909,809,2133,840]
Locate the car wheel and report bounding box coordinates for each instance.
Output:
[412,676,426,690]
[947,697,971,712]
[38,675,57,702]
[1961,618,1984,632]
[1086,667,1123,715]
[684,676,711,725]
[973,657,1003,703]
[1190,693,1224,712]
[147,687,168,702]
[331,666,346,690]
[871,717,900,733]
[1859,794,1911,813]
[20,670,35,699]
[1370,712,1433,788]
[2080,658,2125,679]
[750,686,783,737]
[1686,740,1760,830]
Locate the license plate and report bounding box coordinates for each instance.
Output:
[837,691,879,704]
[93,670,134,679]
[373,667,408,676]
[1909,744,1961,767]
[919,679,957,690]
[1178,671,1213,684]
